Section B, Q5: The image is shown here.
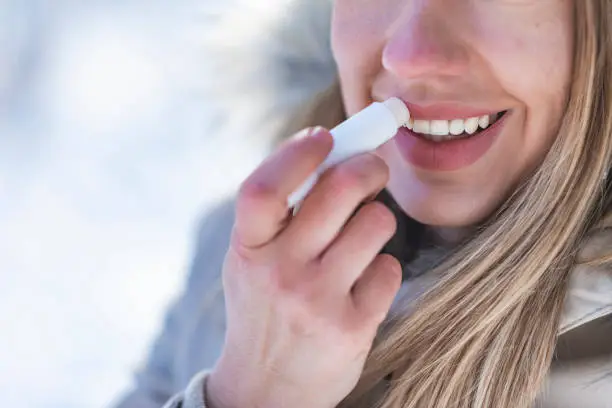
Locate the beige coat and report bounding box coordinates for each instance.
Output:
[115,0,612,406]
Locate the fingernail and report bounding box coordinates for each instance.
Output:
[290,126,326,141]
[310,127,332,144]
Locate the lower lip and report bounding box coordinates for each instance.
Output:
[393,113,508,172]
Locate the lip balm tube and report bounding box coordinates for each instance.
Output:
[287,97,410,210]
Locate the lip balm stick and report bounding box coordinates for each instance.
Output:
[287,97,410,210]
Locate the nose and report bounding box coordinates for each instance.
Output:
[382,5,469,79]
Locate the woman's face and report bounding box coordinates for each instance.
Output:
[332,0,574,235]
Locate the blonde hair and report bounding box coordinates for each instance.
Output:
[295,1,612,407]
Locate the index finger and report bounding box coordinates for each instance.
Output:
[233,127,333,250]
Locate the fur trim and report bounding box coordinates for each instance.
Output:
[194,0,338,146]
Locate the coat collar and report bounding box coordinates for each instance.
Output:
[560,263,612,334]
[387,253,612,336]
[379,190,612,335]
[561,216,612,334]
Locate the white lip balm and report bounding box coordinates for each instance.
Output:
[287,97,410,209]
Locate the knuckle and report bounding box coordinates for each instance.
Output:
[236,180,277,216]
[371,256,403,295]
[368,154,390,177]
[330,164,364,191]
[225,248,263,282]
[333,154,389,192]
[325,166,369,200]
[266,265,332,331]
[378,162,391,184]
[378,253,402,275]
[238,180,274,204]
[365,202,397,233]
[265,259,296,295]
[265,256,314,297]
[357,153,390,182]
[282,290,328,335]
[292,278,323,307]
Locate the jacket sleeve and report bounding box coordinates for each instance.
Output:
[113,297,188,408]
[161,372,211,408]
[113,200,235,408]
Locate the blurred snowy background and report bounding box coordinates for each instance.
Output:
[0,1,270,407]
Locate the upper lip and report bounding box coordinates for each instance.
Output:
[378,97,506,120]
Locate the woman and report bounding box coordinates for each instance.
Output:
[116,0,612,407]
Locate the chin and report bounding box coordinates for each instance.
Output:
[386,184,493,229]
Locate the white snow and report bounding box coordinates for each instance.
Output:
[0,2,267,407]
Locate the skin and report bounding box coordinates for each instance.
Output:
[207,1,575,407]
[333,0,574,238]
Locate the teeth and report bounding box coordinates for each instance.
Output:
[413,120,430,134]
[406,113,499,140]
[449,119,465,135]
[464,117,479,135]
[478,115,490,129]
[430,120,449,136]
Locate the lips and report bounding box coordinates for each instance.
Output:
[393,109,509,171]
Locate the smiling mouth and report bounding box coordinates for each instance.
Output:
[404,110,508,142]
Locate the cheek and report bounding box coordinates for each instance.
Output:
[332,0,400,57]
[332,0,400,110]
[475,7,574,130]
[331,1,374,66]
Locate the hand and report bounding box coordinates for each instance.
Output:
[207,127,402,408]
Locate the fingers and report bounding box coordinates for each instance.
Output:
[279,153,390,260]
[320,201,397,291]
[351,253,403,323]
[234,128,333,249]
